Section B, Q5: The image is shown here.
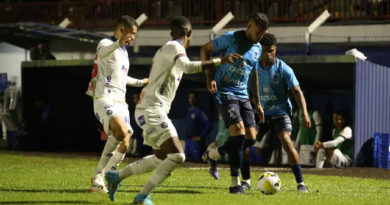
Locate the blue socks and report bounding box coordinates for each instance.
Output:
[291,164,304,183]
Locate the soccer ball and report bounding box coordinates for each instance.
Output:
[257,172,281,194]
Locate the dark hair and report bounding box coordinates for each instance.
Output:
[116,15,138,29]
[171,16,191,38]
[333,110,351,126]
[250,12,269,29]
[260,33,277,47]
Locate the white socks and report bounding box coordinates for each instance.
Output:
[231,176,240,187]
[104,150,125,174]
[140,153,185,195]
[119,155,162,179]
[95,135,120,175]
[316,148,326,168]
[242,179,251,185]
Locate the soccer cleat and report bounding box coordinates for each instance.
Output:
[297,184,309,193]
[105,171,121,201]
[229,185,245,194]
[133,193,154,205]
[90,174,108,193]
[241,181,251,190]
[202,151,219,180]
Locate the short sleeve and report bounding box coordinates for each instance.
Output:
[163,41,187,63]
[212,32,234,51]
[340,127,352,139]
[282,61,299,89]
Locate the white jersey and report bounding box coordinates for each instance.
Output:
[86,38,144,101]
[136,40,202,113]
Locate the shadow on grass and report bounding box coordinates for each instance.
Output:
[0,188,89,194]
[0,201,109,204]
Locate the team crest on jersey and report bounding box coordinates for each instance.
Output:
[161,122,168,129]
[106,76,112,84]
[263,86,270,93]
[272,73,280,83]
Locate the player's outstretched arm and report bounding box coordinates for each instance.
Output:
[175,53,241,74]
[126,77,148,87]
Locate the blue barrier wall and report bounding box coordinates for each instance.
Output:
[354,59,390,161]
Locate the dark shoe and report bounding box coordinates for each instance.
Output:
[241,181,251,190]
[297,184,309,193]
[229,185,245,194]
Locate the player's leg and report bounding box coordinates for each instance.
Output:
[134,120,185,205]
[276,114,308,192]
[315,148,327,168]
[330,149,351,168]
[104,115,132,173]
[241,126,256,190]
[239,99,257,190]
[91,100,122,193]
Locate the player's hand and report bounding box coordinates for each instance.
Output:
[207,79,217,93]
[302,114,311,129]
[119,33,135,47]
[255,103,265,123]
[221,53,242,64]
[142,78,149,86]
[314,141,323,153]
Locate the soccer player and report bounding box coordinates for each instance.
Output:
[314,111,353,168]
[201,13,268,194]
[250,33,310,192]
[104,16,241,205]
[87,15,148,193]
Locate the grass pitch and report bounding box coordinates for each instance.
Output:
[0,152,389,205]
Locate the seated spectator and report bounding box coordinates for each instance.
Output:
[314,110,353,168]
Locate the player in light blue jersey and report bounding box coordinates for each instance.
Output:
[201,13,268,194]
[250,33,311,192]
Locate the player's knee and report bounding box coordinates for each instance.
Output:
[167,153,186,164]
[113,128,129,141]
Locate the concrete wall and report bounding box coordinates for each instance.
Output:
[0,42,29,87]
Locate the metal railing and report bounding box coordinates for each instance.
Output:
[0,0,389,28]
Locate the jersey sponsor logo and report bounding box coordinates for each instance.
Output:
[104,105,113,110]
[260,95,278,101]
[124,116,130,125]
[138,115,146,126]
[272,73,280,84]
[159,82,167,95]
[106,110,113,116]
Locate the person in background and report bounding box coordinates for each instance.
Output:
[314,110,353,168]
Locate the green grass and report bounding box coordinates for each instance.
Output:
[0,153,389,205]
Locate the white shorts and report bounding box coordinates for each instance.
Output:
[93,98,132,136]
[134,107,178,150]
[331,149,352,168]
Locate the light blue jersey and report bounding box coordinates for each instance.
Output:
[257,58,299,116]
[213,31,261,102]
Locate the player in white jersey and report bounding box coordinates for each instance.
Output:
[87,15,148,193]
[104,16,241,205]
